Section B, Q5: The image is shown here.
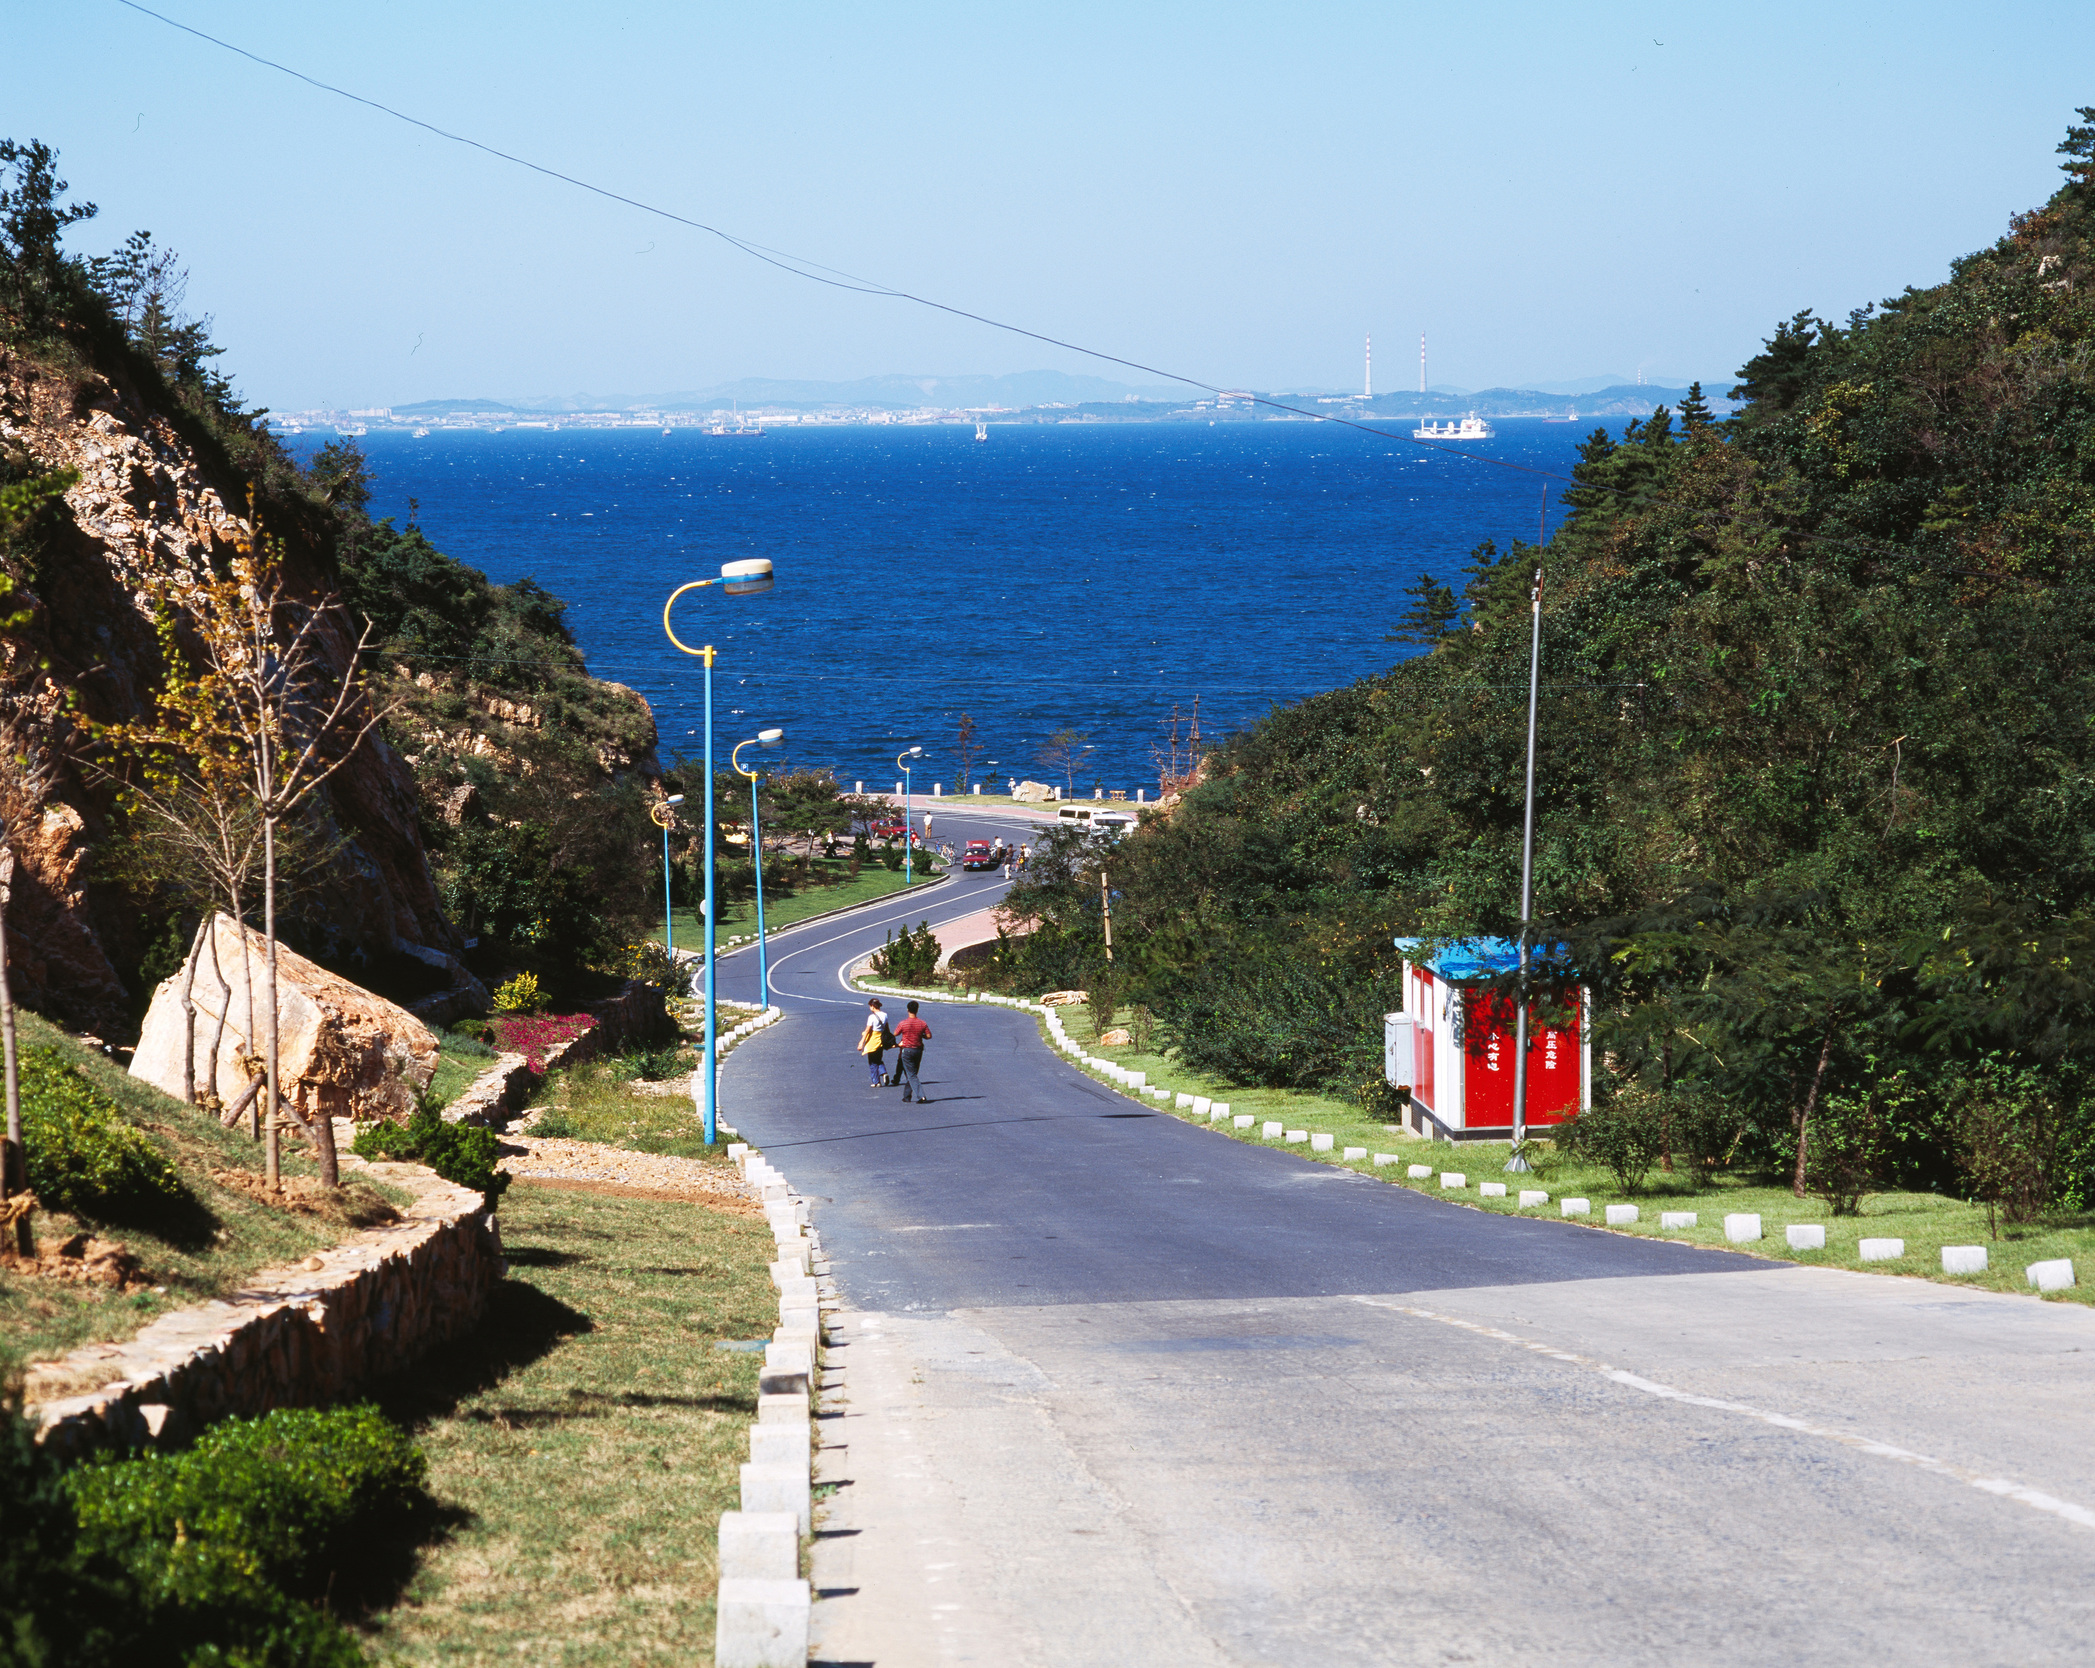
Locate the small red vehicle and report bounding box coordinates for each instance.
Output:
[961,840,998,871]
[867,818,907,839]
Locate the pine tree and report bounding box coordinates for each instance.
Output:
[1387,571,1458,646]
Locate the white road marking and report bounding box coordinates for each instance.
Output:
[1362,1297,2095,1535]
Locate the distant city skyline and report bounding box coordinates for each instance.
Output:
[9,3,2090,412]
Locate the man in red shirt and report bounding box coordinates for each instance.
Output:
[893,1001,933,1103]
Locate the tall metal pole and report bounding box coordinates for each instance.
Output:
[662,819,675,960]
[1507,569,1543,1173]
[701,644,718,1147]
[903,766,913,887]
[751,769,769,1008]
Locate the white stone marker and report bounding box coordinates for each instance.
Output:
[1660,1211,1698,1230]
[716,1576,811,1668]
[1373,1153,1399,1166]
[1286,1129,1309,1143]
[1344,1146,1368,1160]
[1786,1224,1826,1250]
[1606,1204,1639,1226]
[1127,1072,1146,1088]
[1562,1198,1591,1216]
[739,1463,811,1534]
[1209,1107,1229,1122]
[1942,1244,1988,1274]
[758,1389,808,1425]
[1408,1164,1433,1179]
[1518,1190,1549,1207]
[1724,1213,1763,1242]
[728,1143,750,1167]
[1177,1093,1196,1109]
[1212,1102,1232,1118]
[1479,1182,1507,1198]
[2027,1258,2076,1292]
[1440,1172,1466,1188]
[1234,1114,1255,1128]
[750,1424,812,1469]
[1858,1238,1904,1262]
[1192,1096,1212,1115]
[1263,1120,1285,1138]
[1310,1133,1334,1152]
[719,1510,798,1581]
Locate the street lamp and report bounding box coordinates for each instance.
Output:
[732,728,786,1007]
[896,745,923,886]
[652,794,685,962]
[664,558,776,1148]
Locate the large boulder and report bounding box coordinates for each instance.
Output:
[130,914,438,1124]
[1010,779,1056,804]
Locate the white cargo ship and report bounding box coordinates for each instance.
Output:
[1414,416,1493,440]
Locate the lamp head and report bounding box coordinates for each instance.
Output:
[664,794,686,807]
[906,745,923,758]
[757,728,785,747]
[721,558,775,596]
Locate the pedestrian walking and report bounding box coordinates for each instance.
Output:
[858,997,893,1087]
[893,1000,932,1103]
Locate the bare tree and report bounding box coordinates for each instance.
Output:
[952,712,982,797]
[1036,727,1090,799]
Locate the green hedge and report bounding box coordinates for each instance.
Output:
[351,1105,509,1204]
[18,1047,185,1219]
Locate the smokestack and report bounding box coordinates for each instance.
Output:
[1365,334,1372,400]
[1419,334,1427,396]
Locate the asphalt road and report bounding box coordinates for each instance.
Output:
[717,807,2095,1668]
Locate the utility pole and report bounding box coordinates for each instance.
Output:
[1507,567,1543,1173]
[1101,866,1114,964]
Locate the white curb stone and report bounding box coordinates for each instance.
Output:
[716,1577,811,1668]
[1479,1182,1507,1198]
[1373,1153,1398,1166]
[1212,1102,1231,1118]
[1440,1172,1466,1189]
[1660,1211,1698,1230]
[1518,1190,1548,1207]
[1858,1238,1904,1262]
[1562,1198,1591,1217]
[1263,1121,1284,1138]
[750,1424,812,1468]
[1176,1093,1195,1109]
[1310,1133,1334,1152]
[757,1390,808,1425]
[1208,1107,1227,1122]
[1234,1114,1254,1128]
[1786,1224,1826,1250]
[719,1510,798,1581]
[1724,1213,1763,1242]
[1286,1129,1308,1144]
[739,1462,811,1534]
[1192,1096,1212,1115]
[1942,1245,1988,1275]
[1344,1146,1367,1160]
[2027,1258,2075,1292]
[1408,1164,1433,1179]
[1128,1072,1146,1088]
[1605,1204,1639,1226]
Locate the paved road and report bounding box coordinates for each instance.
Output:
[718,808,2095,1667]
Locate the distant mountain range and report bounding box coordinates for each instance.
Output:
[381,370,1735,421]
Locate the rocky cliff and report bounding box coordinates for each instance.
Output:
[0,347,456,1037]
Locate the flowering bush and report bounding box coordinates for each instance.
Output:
[491,1011,595,1071]
[491,972,544,1014]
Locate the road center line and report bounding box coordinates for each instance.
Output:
[1357,1296,2095,1536]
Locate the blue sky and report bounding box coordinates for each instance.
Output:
[7,2,2090,410]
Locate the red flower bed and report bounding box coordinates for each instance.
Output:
[493,1012,596,1071]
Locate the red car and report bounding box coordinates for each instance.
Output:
[961,840,998,871]
[867,818,907,839]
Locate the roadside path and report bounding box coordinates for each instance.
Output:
[713,809,2095,1666]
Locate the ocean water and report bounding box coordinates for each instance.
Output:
[340,420,1598,792]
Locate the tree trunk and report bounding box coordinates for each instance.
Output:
[1791,1024,1836,1198]
[263,820,280,1186]
[0,848,29,1256]
[233,882,261,1143]
[1659,1033,1674,1173]
[177,916,208,1106]
[202,920,232,1110]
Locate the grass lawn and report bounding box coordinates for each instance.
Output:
[659,857,946,948]
[1,1008,411,1374]
[363,1180,780,1666]
[427,1026,500,1108]
[525,1019,766,1160]
[1044,1002,2095,1306]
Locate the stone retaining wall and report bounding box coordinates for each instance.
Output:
[27,1155,503,1458]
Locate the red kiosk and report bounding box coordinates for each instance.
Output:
[1386,938,1590,1143]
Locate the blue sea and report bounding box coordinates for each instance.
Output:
[336,420,1597,792]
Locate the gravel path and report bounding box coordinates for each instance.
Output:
[499,1135,757,1206]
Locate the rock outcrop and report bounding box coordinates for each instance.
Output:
[131,914,437,1124]
[1010,779,1056,804]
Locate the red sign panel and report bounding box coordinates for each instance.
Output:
[1461,992,1579,1127]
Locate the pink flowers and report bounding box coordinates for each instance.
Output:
[493,1012,595,1072]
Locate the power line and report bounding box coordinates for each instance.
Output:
[112,0,1576,484]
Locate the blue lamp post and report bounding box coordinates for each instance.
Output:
[896,745,922,886]
[664,558,776,1147]
[732,728,786,1007]
[652,793,686,960]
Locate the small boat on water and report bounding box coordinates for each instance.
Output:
[1414,416,1493,441]
[975,422,988,441]
[1542,407,1580,424]
[411,427,431,438]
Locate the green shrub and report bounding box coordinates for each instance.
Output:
[1087,984,1118,1035]
[352,1105,510,1204]
[627,1044,686,1082]
[18,1046,185,1219]
[1125,1004,1157,1055]
[491,971,543,1014]
[437,1025,497,1060]
[531,1109,577,1138]
[869,921,940,985]
[1354,1075,1407,1123]
[1558,1089,1666,1193]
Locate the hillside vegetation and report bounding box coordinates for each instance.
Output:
[1002,112,2095,1206]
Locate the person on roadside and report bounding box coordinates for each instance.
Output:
[858,997,893,1087]
[894,1000,932,1103]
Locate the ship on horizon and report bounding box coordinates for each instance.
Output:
[1414,416,1492,441]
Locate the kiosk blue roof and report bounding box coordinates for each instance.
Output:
[1394,937,1572,981]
